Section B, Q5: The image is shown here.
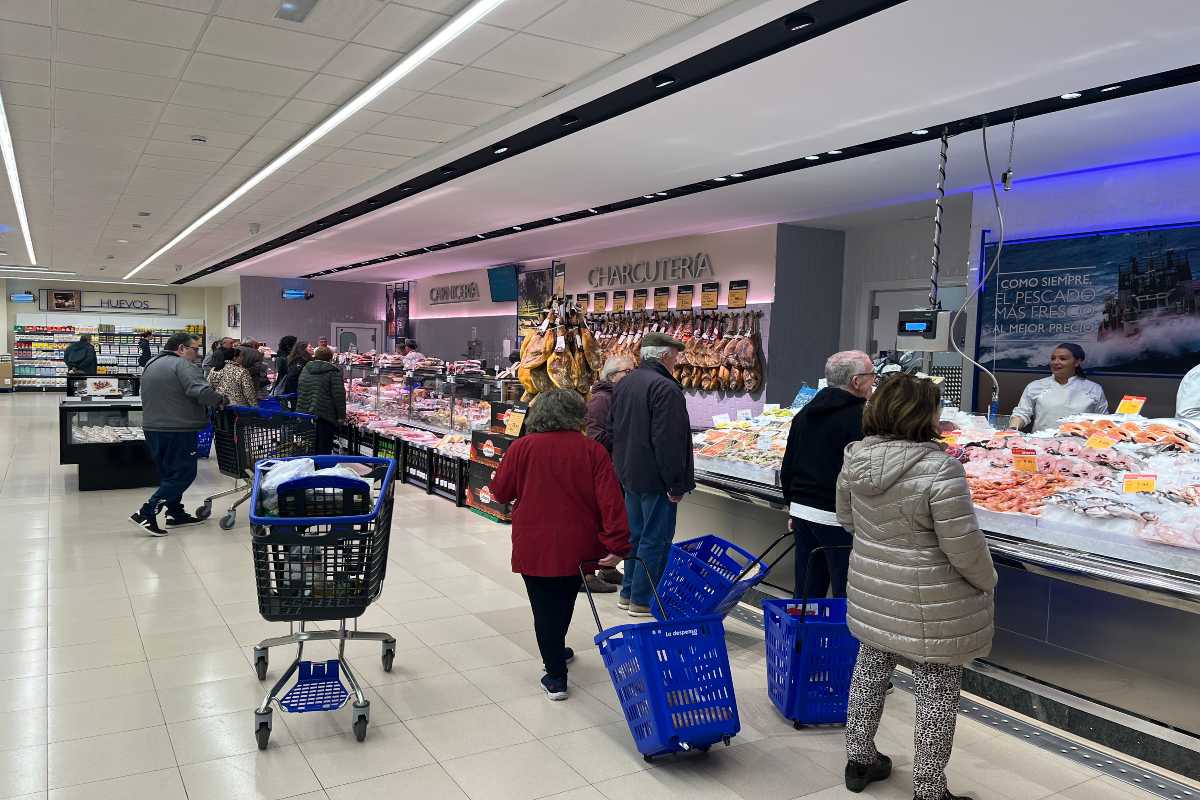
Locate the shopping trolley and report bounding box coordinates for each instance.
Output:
[198,405,317,530]
[259,393,296,412]
[247,455,398,749]
[764,546,858,728]
[652,532,795,622]
[582,558,740,761]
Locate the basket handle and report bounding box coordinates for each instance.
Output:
[730,531,798,584]
[795,544,853,624]
[578,556,668,635]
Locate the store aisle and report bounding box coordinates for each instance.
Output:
[0,393,1171,800]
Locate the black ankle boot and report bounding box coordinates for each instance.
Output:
[845,753,892,792]
[915,791,974,800]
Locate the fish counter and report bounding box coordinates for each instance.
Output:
[688,408,1200,762]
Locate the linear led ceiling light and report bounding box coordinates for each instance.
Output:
[123,0,509,280]
[0,85,37,264]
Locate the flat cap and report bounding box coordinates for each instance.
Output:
[640,331,685,351]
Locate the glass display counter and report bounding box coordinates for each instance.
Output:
[344,367,509,437]
[58,398,159,490]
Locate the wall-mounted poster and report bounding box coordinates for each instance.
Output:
[517,267,552,336]
[227,304,240,328]
[976,223,1200,376]
[40,290,80,311]
[551,260,566,299]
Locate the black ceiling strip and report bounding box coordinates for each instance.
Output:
[173,0,907,284]
[297,62,1200,279]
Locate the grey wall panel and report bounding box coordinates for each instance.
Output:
[407,315,518,365]
[767,224,846,404]
[239,277,384,350]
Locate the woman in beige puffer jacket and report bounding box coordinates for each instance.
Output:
[835,374,996,800]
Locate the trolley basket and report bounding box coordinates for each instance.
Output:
[652,532,794,622]
[217,405,318,479]
[259,393,296,412]
[763,546,858,727]
[582,559,740,759]
[248,455,396,623]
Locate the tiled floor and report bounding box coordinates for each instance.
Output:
[0,393,1169,799]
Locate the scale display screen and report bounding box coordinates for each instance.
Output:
[904,321,929,332]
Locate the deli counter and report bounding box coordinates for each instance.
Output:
[687,409,1200,769]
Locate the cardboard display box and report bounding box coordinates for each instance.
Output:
[470,430,517,468]
[466,459,511,520]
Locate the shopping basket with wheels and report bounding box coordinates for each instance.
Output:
[259,393,296,412]
[246,455,398,749]
[199,405,317,530]
[652,532,795,622]
[582,558,740,760]
[195,419,214,458]
[764,546,859,728]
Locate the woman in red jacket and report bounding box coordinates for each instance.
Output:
[489,388,631,701]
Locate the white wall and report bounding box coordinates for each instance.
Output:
[410,267,516,319]
[221,282,241,340]
[0,279,7,355]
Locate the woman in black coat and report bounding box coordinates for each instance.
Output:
[280,340,311,399]
[272,336,296,392]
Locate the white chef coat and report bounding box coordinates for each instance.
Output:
[401,350,426,369]
[1177,364,1200,420]
[1011,375,1108,431]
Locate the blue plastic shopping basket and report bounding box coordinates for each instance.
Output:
[582,558,740,760]
[763,546,859,727]
[652,533,794,622]
[196,420,214,458]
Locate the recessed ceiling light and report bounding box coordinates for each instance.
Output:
[1100,85,1121,92]
[643,194,655,199]
[275,0,318,23]
[117,239,129,243]
[137,211,151,216]
[124,0,513,281]
[784,12,815,31]
[106,255,115,260]
[190,134,207,144]
[493,146,509,154]
[804,155,819,160]
[439,166,455,174]
[559,114,580,127]
[1060,92,1082,100]
[655,192,667,197]
[551,216,562,221]
[0,250,7,256]
[911,129,929,135]
[651,73,675,88]
[587,208,597,214]
[131,223,142,229]
[0,85,36,263]
[0,265,75,274]
[512,226,522,231]
[730,173,744,178]
[713,176,727,181]
[477,234,486,239]
[827,149,842,155]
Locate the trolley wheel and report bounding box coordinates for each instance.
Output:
[253,648,269,680]
[793,721,805,730]
[643,755,654,763]
[219,510,237,530]
[352,701,370,742]
[381,639,396,672]
[195,501,212,521]
[722,735,731,747]
[254,709,272,751]
[697,745,711,753]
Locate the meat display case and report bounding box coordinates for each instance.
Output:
[343,367,510,437]
[58,398,159,491]
[687,411,1200,772]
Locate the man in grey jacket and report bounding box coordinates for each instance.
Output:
[131,332,225,536]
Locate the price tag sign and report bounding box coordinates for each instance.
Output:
[612,290,627,313]
[736,408,753,421]
[1085,434,1117,450]
[940,434,960,446]
[1012,447,1039,473]
[1116,395,1147,415]
[675,285,694,310]
[763,403,781,412]
[712,414,731,427]
[504,409,526,437]
[727,279,748,309]
[632,288,648,312]
[1123,473,1157,493]
[653,286,670,311]
[591,292,607,313]
[700,282,720,310]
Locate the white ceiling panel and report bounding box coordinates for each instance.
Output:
[183,52,312,96]
[364,84,422,114]
[639,0,736,14]
[1,81,50,108]
[369,114,472,142]
[215,0,384,42]
[344,132,437,157]
[0,20,51,59]
[143,138,237,162]
[389,58,461,91]
[398,91,511,125]
[55,108,157,138]
[298,73,367,104]
[274,97,335,124]
[6,105,51,141]
[0,53,49,84]
[432,65,558,106]
[474,32,617,83]
[400,0,472,13]
[197,16,343,71]
[290,161,385,189]
[353,3,447,51]
[144,0,218,11]
[323,148,410,168]
[255,117,312,141]
[158,103,266,134]
[482,0,565,31]
[170,81,289,116]
[0,1,51,27]
[153,122,251,149]
[55,30,190,78]
[137,154,223,174]
[54,63,178,102]
[433,23,512,65]
[339,108,390,133]
[320,42,402,81]
[528,0,692,52]
[54,87,164,121]
[59,0,208,50]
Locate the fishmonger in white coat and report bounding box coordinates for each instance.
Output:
[1010,343,1108,431]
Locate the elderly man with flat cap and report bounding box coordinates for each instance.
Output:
[608,331,694,617]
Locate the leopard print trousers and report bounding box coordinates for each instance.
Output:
[845,643,964,800]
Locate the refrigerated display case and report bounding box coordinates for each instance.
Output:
[58,398,158,490]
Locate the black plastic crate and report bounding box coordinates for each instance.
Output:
[430,450,467,506]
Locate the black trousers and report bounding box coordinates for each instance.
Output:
[522,574,582,679]
[314,418,337,455]
[792,518,852,599]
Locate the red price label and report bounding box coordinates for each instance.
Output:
[1012,447,1039,474]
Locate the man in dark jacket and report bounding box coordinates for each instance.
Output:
[609,332,694,616]
[64,334,97,375]
[137,331,153,368]
[132,332,225,536]
[779,350,874,598]
[586,354,635,452]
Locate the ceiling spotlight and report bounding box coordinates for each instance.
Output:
[477,234,486,239]
[190,134,207,144]
[911,129,929,135]
[440,166,455,175]
[558,114,580,127]
[1100,85,1122,92]
[131,223,142,229]
[804,155,819,160]
[551,216,562,222]
[730,173,744,178]
[784,12,815,31]
[651,73,676,89]
[1060,92,1082,100]
[587,208,598,214]
[512,226,522,231]
[655,192,667,197]
[493,146,509,154]
[137,211,150,216]
[643,195,655,199]
[0,250,7,256]
[827,149,842,155]
[713,176,727,181]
